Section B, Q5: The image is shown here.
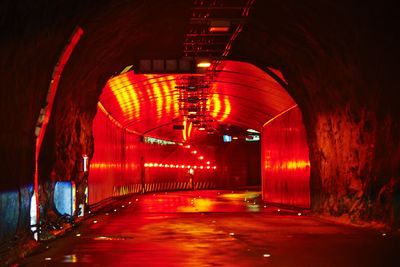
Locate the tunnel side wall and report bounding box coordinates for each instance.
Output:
[261,107,310,208]
[89,108,222,205]
[89,109,142,204]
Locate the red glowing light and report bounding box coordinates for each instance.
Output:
[143,162,217,171]
[192,150,197,155]
[206,161,210,165]
[209,26,230,32]
[262,106,310,208]
[198,156,204,160]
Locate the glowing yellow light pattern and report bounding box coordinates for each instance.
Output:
[153,81,164,121]
[187,122,193,140]
[109,73,140,120]
[182,120,187,142]
[101,73,231,137]
[159,77,172,115]
[286,160,310,170]
[220,96,231,121]
[208,93,231,122]
[209,94,221,119]
[167,76,180,117]
[144,75,154,104]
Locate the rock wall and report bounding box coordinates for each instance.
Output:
[0,0,83,249]
[233,0,400,227]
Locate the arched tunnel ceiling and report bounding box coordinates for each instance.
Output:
[99,60,295,141]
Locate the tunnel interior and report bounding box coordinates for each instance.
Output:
[88,60,309,207]
[1,0,399,261]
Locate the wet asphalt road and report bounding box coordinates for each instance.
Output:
[19,190,400,267]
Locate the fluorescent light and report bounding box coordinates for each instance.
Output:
[247,129,260,134]
[246,135,260,142]
[209,20,230,33]
[197,62,211,68]
[209,26,230,32]
[120,65,133,74]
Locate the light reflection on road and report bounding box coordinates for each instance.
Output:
[19,189,399,267]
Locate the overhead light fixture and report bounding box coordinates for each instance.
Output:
[197,62,211,68]
[247,129,260,134]
[120,65,133,74]
[246,135,260,142]
[187,86,198,91]
[209,26,230,32]
[209,20,230,33]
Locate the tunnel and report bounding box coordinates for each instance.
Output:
[1,0,399,266]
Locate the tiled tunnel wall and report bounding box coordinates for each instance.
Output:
[261,107,310,208]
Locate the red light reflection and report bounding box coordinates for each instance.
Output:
[262,107,310,208]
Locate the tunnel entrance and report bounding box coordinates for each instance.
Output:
[88,60,310,208]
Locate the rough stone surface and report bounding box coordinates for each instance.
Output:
[233,0,400,227]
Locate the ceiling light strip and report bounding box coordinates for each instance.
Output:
[262,104,299,128]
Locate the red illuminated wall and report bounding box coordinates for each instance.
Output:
[261,107,310,208]
[89,109,142,204]
[89,107,219,205]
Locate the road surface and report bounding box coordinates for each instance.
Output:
[18,190,400,266]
